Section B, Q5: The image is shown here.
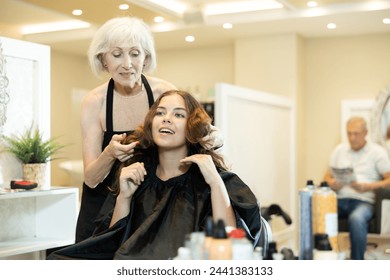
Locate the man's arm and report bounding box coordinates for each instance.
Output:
[351,172,390,192]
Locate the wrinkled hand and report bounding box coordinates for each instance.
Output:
[350,181,369,193]
[328,178,343,191]
[119,162,147,199]
[201,125,224,150]
[180,154,220,186]
[108,133,138,162]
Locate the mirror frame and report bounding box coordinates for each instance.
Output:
[370,86,390,156]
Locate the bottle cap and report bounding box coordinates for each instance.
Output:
[314,233,332,250]
[320,181,329,187]
[229,228,246,239]
[213,219,227,239]
[268,241,277,251]
[306,179,314,185]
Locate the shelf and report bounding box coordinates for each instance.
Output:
[0,187,79,259]
[0,237,74,258]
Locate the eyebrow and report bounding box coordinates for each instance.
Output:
[157,106,187,112]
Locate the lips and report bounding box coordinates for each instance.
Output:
[120,72,132,77]
[159,128,175,134]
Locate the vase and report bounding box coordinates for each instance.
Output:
[22,163,49,190]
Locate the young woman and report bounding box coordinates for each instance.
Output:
[49,90,260,260]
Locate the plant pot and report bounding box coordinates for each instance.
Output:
[22,163,49,190]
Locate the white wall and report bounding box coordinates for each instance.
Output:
[215,83,296,249]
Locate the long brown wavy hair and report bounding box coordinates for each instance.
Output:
[110,90,227,194]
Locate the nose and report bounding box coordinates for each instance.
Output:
[122,55,132,70]
[163,114,172,123]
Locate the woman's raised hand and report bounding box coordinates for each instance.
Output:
[180,154,220,186]
[119,162,147,198]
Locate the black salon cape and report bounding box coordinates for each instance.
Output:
[48,164,261,260]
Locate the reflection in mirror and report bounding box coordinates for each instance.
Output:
[370,86,390,157]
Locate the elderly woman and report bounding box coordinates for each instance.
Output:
[76,17,177,243]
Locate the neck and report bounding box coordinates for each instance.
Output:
[156,148,189,180]
[114,79,143,96]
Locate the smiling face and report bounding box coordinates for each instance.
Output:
[103,41,146,88]
[152,94,188,151]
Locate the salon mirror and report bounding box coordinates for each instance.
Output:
[370,86,390,157]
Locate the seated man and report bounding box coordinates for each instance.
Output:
[324,116,390,259]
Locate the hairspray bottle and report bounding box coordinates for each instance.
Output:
[298,179,316,260]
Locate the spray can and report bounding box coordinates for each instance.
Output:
[312,181,339,252]
[298,179,316,260]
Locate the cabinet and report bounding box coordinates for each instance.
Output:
[0,187,78,258]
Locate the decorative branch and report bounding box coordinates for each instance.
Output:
[0,39,11,132]
[369,86,390,156]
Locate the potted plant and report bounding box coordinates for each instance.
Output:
[1,125,65,189]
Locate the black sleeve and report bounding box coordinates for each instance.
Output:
[220,171,262,245]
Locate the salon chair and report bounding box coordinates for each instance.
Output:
[257,204,292,258]
[338,188,390,234]
[257,216,273,258]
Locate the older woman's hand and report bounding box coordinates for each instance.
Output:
[107,133,138,162]
[201,125,224,151]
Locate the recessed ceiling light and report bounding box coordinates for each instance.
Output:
[185,35,195,43]
[383,18,390,24]
[21,20,91,35]
[307,1,318,8]
[327,23,337,30]
[204,0,283,16]
[154,16,165,23]
[119,4,129,10]
[222,23,233,29]
[72,9,83,16]
[147,0,187,15]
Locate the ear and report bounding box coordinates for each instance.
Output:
[143,56,150,70]
[98,54,107,68]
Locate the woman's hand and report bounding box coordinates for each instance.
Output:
[181,154,236,227]
[119,162,147,199]
[107,133,138,162]
[180,154,220,186]
[201,125,223,151]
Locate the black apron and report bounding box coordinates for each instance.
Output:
[75,75,154,243]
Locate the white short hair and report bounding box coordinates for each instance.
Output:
[88,17,157,77]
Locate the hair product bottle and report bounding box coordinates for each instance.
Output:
[229,228,253,260]
[312,181,339,252]
[189,231,205,260]
[174,247,192,260]
[298,179,316,260]
[208,219,232,260]
[203,216,214,260]
[264,241,277,260]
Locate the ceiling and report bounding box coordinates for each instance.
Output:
[1,0,390,56]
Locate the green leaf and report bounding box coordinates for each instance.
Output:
[1,125,66,163]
